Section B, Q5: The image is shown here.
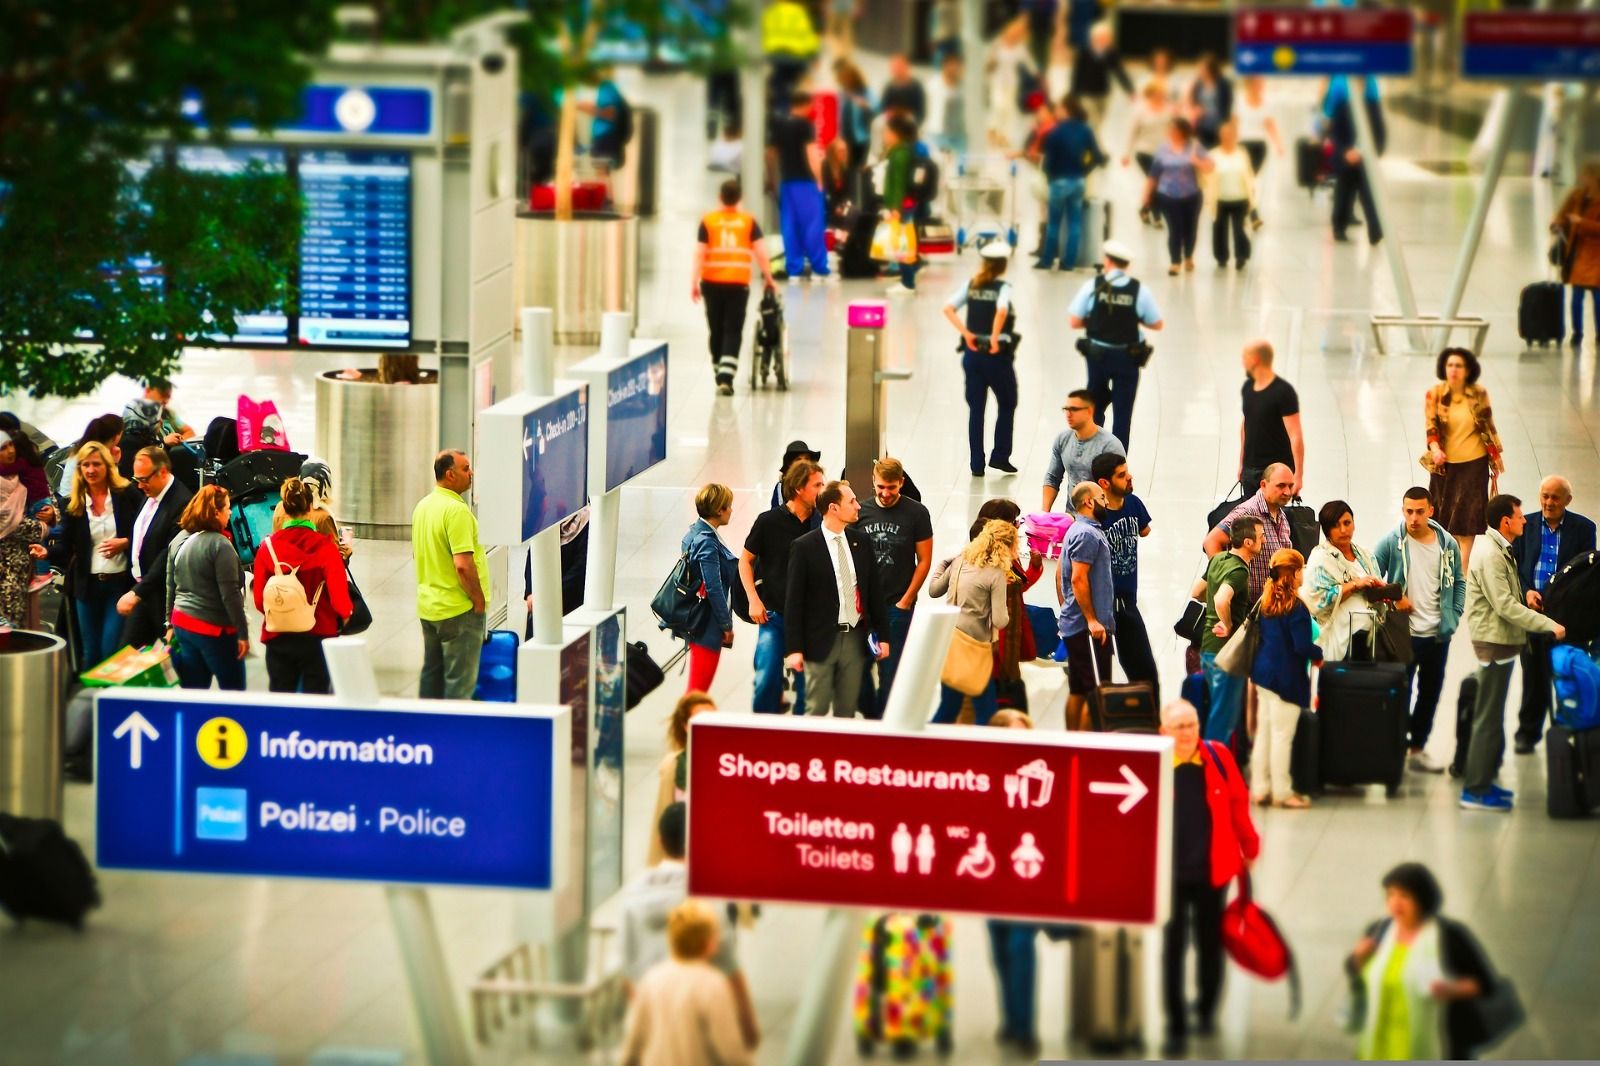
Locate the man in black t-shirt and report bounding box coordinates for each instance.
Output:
[879,54,927,126]
[1238,340,1304,495]
[768,92,831,280]
[854,457,933,718]
[741,459,826,713]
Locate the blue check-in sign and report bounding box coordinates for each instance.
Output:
[96,690,569,890]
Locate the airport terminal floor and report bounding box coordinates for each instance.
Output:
[5,62,1600,1066]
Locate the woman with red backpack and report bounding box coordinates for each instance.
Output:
[252,477,351,694]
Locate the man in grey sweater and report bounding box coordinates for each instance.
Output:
[1461,494,1565,812]
[1042,390,1124,513]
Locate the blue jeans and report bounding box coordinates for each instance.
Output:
[778,180,830,277]
[932,680,997,724]
[1571,286,1598,338]
[74,575,131,669]
[1199,651,1246,742]
[1041,176,1086,267]
[172,629,246,691]
[1084,345,1142,454]
[987,921,1038,1042]
[753,612,805,714]
[862,605,914,719]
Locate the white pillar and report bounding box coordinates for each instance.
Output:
[741,0,770,232]
[962,0,986,156]
[521,306,555,395]
[583,311,632,613]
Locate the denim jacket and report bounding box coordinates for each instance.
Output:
[1372,519,1465,640]
[682,518,737,647]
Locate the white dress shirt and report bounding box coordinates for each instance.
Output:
[822,525,860,626]
[130,477,172,581]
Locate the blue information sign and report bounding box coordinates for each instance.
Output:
[605,344,668,491]
[519,386,590,542]
[95,691,563,889]
[1462,14,1600,81]
[1234,9,1413,77]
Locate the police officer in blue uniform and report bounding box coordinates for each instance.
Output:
[943,241,1021,478]
[1068,239,1165,453]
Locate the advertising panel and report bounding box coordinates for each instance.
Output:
[605,344,668,491]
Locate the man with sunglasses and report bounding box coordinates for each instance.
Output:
[115,445,194,649]
[1042,389,1123,514]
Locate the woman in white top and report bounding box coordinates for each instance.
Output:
[986,17,1036,150]
[1209,120,1256,269]
[1124,80,1174,225]
[1301,500,1387,662]
[1235,75,1283,229]
[54,441,140,667]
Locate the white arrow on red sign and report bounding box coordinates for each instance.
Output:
[1088,763,1148,814]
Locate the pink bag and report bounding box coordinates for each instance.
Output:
[1023,512,1074,560]
[237,395,291,452]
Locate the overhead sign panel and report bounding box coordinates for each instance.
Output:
[1462,13,1600,80]
[95,690,567,890]
[1235,8,1414,77]
[604,344,668,491]
[686,715,1174,926]
[297,149,412,349]
[477,386,590,545]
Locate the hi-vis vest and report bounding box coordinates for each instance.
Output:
[763,1,820,57]
[702,209,757,285]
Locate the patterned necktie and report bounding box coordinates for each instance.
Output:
[834,533,859,625]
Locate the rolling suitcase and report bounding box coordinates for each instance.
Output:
[1070,926,1144,1052]
[0,815,101,928]
[853,913,954,1056]
[1518,281,1564,346]
[1290,707,1322,796]
[1317,657,1408,797]
[1545,724,1600,819]
[473,629,520,703]
[1074,199,1109,268]
[1096,681,1158,733]
[1295,138,1325,192]
[1449,675,1479,778]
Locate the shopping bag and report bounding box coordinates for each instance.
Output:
[79,643,179,688]
[237,395,291,452]
[869,221,893,262]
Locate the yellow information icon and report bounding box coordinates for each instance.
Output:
[196,717,248,770]
[1273,46,1297,72]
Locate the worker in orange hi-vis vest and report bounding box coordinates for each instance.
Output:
[692,178,777,396]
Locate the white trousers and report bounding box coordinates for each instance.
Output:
[1251,686,1304,801]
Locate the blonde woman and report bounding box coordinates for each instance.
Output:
[621,900,755,1066]
[54,441,140,665]
[1249,548,1320,808]
[928,519,1017,724]
[648,691,717,866]
[683,483,738,693]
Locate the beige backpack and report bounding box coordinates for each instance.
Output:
[262,537,322,633]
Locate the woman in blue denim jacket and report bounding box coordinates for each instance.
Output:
[683,483,739,694]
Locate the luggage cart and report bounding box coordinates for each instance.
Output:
[947,153,1019,253]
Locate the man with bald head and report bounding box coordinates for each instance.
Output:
[1511,475,1595,753]
[411,449,488,700]
[1238,340,1303,495]
[1203,462,1296,601]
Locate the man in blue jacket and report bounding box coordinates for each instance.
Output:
[1373,487,1465,773]
[1511,475,1596,753]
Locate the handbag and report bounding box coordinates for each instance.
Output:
[650,551,709,640]
[1220,873,1301,1018]
[939,561,995,696]
[1205,482,1249,538]
[341,566,373,635]
[1174,598,1206,642]
[1213,602,1262,677]
[1284,497,1320,558]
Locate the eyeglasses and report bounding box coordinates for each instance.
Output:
[131,474,151,486]
[1062,405,1090,414]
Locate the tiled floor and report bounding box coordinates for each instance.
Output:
[5,61,1600,1064]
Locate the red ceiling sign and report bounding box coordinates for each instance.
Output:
[686,715,1174,926]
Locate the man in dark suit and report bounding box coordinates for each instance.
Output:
[1512,474,1596,753]
[115,446,195,649]
[784,480,891,718]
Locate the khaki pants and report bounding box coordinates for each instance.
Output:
[1250,687,1303,802]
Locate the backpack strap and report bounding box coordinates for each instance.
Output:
[263,535,289,575]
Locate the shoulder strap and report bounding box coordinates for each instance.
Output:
[264,536,289,575]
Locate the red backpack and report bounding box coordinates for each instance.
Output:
[1220,873,1300,1017]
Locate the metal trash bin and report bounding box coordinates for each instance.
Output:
[315,371,441,541]
[0,629,67,821]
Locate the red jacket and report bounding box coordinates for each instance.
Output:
[251,525,352,640]
[1201,741,1261,888]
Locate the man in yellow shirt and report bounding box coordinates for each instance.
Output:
[411,450,489,699]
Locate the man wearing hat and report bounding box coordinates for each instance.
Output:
[1067,240,1164,452]
[942,240,1020,477]
[769,440,823,512]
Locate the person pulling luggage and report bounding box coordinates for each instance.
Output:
[1067,240,1163,453]
[943,241,1020,477]
[692,179,776,397]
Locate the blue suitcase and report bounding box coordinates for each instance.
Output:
[473,629,520,702]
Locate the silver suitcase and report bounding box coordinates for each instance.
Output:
[1074,199,1109,268]
[1069,925,1144,1051]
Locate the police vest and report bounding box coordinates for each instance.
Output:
[1084,276,1141,348]
[702,209,756,286]
[963,281,1015,343]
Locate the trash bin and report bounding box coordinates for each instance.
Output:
[0,629,67,821]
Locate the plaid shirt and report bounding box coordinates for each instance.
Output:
[1535,518,1564,591]
[1219,491,1294,600]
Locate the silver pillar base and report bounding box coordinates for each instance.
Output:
[0,630,66,822]
[315,372,442,542]
[516,213,639,344]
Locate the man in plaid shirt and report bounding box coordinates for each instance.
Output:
[1203,464,1297,601]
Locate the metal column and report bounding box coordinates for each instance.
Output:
[842,302,910,487]
[1441,88,1524,324]
[782,606,960,1066]
[1346,75,1424,351]
[962,0,986,153]
[583,311,633,612]
[741,0,769,232]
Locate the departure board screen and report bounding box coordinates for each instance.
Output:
[177,146,291,344]
[297,149,411,348]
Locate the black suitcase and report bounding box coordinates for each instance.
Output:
[1518,281,1564,345]
[213,448,308,502]
[1291,706,1322,797]
[1095,681,1158,734]
[1449,675,1479,779]
[1317,659,1409,796]
[1296,138,1325,192]
[1545,724,1600,819]
[0,814,101,928]
[837,211,880,278]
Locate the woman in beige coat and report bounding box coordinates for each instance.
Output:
[621,900,755,1066]
[928,518,1017,725]
[1553,163,1600,348]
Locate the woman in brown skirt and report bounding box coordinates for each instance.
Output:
[1424,348,1503,572]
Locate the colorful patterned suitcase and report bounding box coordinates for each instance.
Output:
[853,913,954,1055]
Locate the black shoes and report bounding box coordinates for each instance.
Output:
[990,459,1018,473]
[1514,740,1536,756]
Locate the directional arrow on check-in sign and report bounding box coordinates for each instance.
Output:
[112,711,160,770]
[522,427,534,461]
[1088,764,1148,814]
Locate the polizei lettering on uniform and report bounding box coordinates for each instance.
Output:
[258,731,434,765]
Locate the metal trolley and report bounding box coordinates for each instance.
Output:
[947,153,1020,253]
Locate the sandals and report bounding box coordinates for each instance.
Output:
[1274,794,1312,809]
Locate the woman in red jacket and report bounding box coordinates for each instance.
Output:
[1158,699,1260,1057]
[252,477,351,694]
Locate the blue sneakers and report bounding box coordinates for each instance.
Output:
[1489,783,1515,800]
[1460,789,1513,812]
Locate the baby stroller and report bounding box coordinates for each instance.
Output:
[214,449,307,568]
[750,286,789,391]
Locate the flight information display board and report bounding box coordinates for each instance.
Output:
[297,149,411,348]
[177,146,292,345]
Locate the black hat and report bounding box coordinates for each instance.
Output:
[781,440,821,471]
